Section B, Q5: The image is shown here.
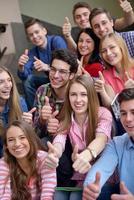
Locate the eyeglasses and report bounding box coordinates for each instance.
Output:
[50,66,70,77]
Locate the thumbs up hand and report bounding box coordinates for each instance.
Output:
[47,110,59,134]
[45,141,60,169]
[40,96,52,123]
[34,56,50,72]
[18,49,29,71]
[111,181,134,200]
[72,145,91,174]
[22,107,36,124]
[62,17,72,38]
[83,172,101,200]
[94,71,105,93]
[124,71,134,89]
[119,0,133,13]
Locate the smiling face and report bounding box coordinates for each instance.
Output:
[78,32,95,56]
[74,7,91,28]
[100,37,122,68]
[91,13,114,39]
[6,126,30,162]
[120,100,134,138]
[26,23,47,48]
[69,82,88,117]
[0,71,12,101]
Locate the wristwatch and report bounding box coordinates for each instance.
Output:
[87,148,97,160]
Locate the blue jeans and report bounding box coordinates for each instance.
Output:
[54,191,82,200]
[23,74,49,110]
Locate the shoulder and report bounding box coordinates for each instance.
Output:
[112,133,129,144]
[0,158,9,175]
[36,83,51,95]
[98,107,112,119]
[118,31,134,39]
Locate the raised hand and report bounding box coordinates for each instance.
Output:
[47,110,59,134]
[119,0,133,13]
[125,71,134,88]
[111,182,134,200]
[45,141,60,169]
[34,56,50,72]
[18,49,29,71]
[72,145,91,174]
[83,172,101,200]
[94,71,105,93]
[40,96,52,123]
[62,17,72,38]
[22,107,36,124]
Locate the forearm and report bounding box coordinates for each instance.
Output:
[64,35,77,51]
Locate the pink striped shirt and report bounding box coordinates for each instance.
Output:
[0,150,56,200]
[53,106,112,151]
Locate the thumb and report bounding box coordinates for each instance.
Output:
[120,182,130,194]
[47,141,57,155]
[34,56,39,61]
[94,172,101,186]
[80,56,84,67]
[99,71,105,82]
[72,145,79,161]
[44,96,50,106]
[24,49,28,55]
[125,71,131,80]
[65,16,70,24]
[51,110,59,118]
[29,107,36,114]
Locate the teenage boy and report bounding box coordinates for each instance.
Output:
[18,18,67,109]
[83,88,134,200]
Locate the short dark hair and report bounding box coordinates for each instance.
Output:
[51,49,78,73]
[72,2,92,18]
[89,8,112,27]
[118,88,134,105]
[24,18,44,30]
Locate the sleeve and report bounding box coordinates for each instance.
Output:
[52,36,67,49]
[38,151,57,200]
[0,159,11,200]
[53,133,67,151]
[84,140,118,189]
[17,49,36,80]
[19,96,28,112]
[96,107,112,139]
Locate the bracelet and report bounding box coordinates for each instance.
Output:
[86,147,97,160]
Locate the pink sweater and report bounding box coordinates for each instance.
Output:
[0,150,56,200]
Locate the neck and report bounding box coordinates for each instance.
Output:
[74,112,87,127]
[83,54,91,66]
[54,86,68,100]
[17,158,31,175]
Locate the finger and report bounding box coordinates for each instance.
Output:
[24,49,29,55]
[73,145,79,157]
[65,16,70,24]
[47,141,57,155]
[51,110,59,118]
[34,56,39,61]
[29,107,36,114]
[98,71,105,82]
[80,56,84,66]
[44,96,50,106]
[120,182,130,194]
[94,172,101,185]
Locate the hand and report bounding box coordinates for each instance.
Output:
[94,71,105,93]
[45,141,60,169]
[72,145,92,174]
[62,17,71,38]
[18,49,29,71]
[82,172,101,200]
[40,96,52,123]
[119,0,133,13]
[124,71,134,88]
[111,182,134,200]
[47,110,59,134]
[22,107,36,124]
[34,56,50,72]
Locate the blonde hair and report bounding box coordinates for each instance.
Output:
[58,74,99,145]
[100,33,134,72]
[0,66,22,131]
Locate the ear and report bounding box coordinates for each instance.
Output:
[43,27,47,35]
[69,73,75,80]
[110,19,114,27]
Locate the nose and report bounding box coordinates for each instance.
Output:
[99,24,104,32]
[106,48,111,55]
[76,95,81,102]
[14,139,21,146]
[53,70,60,78]
[126,113,132,122]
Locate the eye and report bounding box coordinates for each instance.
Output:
[81,93,87,96]
[70,92,76,96]
[20,136,26,140]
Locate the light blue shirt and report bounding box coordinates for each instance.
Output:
[84,133,134,194]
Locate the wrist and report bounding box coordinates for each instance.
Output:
[86,147,97,160]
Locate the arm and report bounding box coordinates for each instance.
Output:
[114,0,134,31]
[62,17,77,51]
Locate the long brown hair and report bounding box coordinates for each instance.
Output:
[99,33,134,72]
[58,74,99,145]
[0,66,22,134]
[3,120,44,200]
